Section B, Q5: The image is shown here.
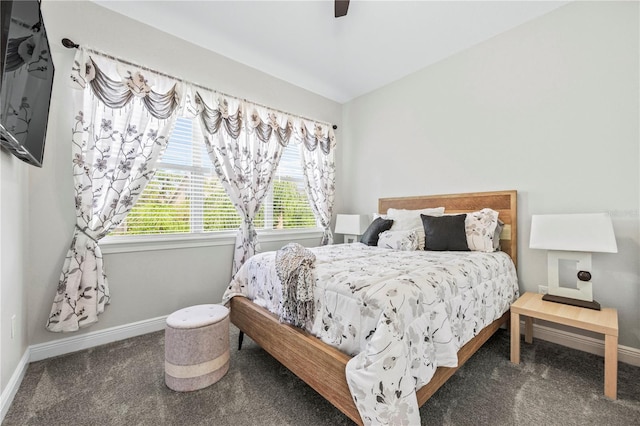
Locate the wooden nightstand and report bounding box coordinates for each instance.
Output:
[510,292,618,399]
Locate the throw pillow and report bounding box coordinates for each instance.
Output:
[421,214,469,251]
[360,217,394,246]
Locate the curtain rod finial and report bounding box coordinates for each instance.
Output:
[62,38,79,49]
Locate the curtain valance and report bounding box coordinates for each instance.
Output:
[185,86,335,153]
[298,122,333,155]
[193,92,243,139]
[69,48,335,144]
[70,48,180,120]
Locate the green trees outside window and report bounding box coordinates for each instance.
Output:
[112,171,316,236]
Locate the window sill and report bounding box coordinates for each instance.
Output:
[100,228,324,254]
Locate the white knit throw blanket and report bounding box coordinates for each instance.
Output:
[275,243,316,328]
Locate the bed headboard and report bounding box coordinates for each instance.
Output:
[378,190,518,267]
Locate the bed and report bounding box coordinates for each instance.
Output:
[225,190,518,425]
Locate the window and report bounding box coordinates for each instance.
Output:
[111,117,317,237]
[265,143,317,230]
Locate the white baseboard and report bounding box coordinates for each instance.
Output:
[29,315,168,362]
[0,349,30,424]
[526,321,640,367]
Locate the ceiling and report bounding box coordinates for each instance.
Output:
[93,1,568,104]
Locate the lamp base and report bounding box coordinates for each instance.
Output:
[542,293,601,310]
[344,234,359,244]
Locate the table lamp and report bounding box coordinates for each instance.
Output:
[335,214,370,243]
[529,213,617,310]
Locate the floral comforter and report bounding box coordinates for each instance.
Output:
[223,243,519,425]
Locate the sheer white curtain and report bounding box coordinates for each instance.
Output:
[46,49,180,332]
[297,121,336,245]
[190,88,292,274]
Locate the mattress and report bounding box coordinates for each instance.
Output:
[223,243,519,424]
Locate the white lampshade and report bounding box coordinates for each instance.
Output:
[530,213,617,253]
[335,214,370,235]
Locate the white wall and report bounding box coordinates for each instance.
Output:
[23,0,342,352]
[0,152,29,394]
[342,1,639,348]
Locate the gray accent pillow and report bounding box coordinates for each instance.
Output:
[421,214,470,251]
[360,217,394,246]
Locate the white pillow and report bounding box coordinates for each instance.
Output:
[377,230,419,251]
[386,207,445,250]
[465,208,500,252]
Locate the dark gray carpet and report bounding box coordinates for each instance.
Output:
[4,325,640,425]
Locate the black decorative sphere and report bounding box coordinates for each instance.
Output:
[577,270,592,282]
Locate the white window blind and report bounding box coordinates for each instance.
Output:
[111,117,316,237]
[263,143,317,230]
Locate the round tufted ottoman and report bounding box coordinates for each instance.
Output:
[165,304,230,392]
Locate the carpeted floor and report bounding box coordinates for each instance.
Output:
[4,325,640,425]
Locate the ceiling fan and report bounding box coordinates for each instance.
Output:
[335,0,350,18]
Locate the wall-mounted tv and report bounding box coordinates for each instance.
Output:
[0,0,55,168]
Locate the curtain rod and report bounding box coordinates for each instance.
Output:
[61,38,338,130]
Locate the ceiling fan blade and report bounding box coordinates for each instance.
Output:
[335,0,349,18]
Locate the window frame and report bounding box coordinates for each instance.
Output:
[100,227,324,254]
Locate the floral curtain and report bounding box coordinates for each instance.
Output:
[188,88,292,275]
[298,122,336,245]
[46,49,180,332]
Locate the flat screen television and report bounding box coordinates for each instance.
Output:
[0,0,55,167]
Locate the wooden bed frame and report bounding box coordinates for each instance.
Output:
[230,190,517,424]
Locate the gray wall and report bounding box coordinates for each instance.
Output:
[342,1,639,348]
[0,153,29,393]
